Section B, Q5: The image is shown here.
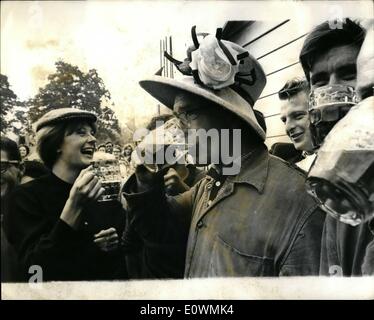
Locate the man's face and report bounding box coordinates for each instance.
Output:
[174,94,228,165]
[113,148,121,160]
[280,91,314,152]
[1,150,21,198]
[309,44,360,91]
[105,144,113,154]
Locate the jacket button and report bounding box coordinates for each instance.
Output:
[196,221,204,229]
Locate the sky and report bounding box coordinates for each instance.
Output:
[1,0,372,132]
[1,1,230,127]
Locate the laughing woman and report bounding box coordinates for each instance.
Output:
[4,108,126,281]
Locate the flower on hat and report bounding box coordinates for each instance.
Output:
[164,26,253,92]
[189,35,240,90]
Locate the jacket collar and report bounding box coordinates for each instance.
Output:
[228,144,269,194]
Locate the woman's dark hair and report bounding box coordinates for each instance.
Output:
[18,144,30,156]
[300,18,365,81]
[0,137,21,162]
[37,119,96,169]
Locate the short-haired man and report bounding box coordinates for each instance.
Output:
[300,18,365,90]
[300,18,365,148]
[279,78,315,171]
[113,145,122,161]
[299,18,371,276]
[105,141,113,154]
[1,137,24,282]
[121,29,324,278]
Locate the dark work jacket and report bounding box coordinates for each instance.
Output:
[320,215,374,276]
[3,173,126,282]
[121,165,206,279]
[122,145,325,278]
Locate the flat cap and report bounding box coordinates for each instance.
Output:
[35,108,97,132]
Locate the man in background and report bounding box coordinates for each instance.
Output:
[299,18,370,276]
[113,145,122,161]
[1,137,24,282]
[279,78,315,172]
[105,141,114,154]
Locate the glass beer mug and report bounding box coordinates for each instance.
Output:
[306,96,374,226]
[309,84,358,148]
[91,151,122,202]
[131,118,188,173]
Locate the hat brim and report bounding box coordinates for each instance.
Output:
[139,76,266,141]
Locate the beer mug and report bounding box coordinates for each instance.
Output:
[91,151,122,202]
[306,96,374,226]
[309,84,358,148]
[131,118,188,173]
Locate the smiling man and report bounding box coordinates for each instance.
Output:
[279,78,315,171]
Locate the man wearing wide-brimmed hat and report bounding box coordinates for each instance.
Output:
[122,28,324,278]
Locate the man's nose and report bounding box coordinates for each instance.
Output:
[87,133,96,144]
[286,118,296,133]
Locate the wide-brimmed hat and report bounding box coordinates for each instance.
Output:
[35,108,97,132]
[139,27,267,140]
[140,75,266,140]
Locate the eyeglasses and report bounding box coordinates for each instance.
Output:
[174,107,204,124]
[1,160,20,174]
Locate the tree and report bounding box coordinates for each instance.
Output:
[29,61,121,142]
[1,74,18,133]
[0,74,30,136]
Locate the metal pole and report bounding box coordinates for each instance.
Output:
[160,39,162,71]
[169,36,173,78]
[165,37,168,77]
[161,40,165,76]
